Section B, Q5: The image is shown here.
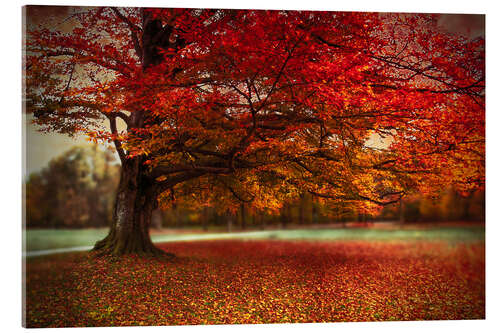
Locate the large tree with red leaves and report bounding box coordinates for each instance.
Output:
[25,7,484,255]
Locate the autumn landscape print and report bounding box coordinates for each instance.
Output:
[22,5,485,328]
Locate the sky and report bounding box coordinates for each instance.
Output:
[24,115,100,177]
[24,6,117,178]
[22,6,485,178]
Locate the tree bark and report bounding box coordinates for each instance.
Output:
[93,159,164,256]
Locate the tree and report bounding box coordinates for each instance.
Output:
[25,145,119,228]
[25,7,484,255]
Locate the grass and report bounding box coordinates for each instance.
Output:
[24,228,109,252]
[25,239,485,327]
[24,223,485,252]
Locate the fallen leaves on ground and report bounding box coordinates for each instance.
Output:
[25,240,484,327]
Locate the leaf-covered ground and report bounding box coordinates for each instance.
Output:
[25,240,485,327]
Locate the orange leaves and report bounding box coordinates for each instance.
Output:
[25,7,484,213]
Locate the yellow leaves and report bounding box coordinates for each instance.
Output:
[86,131,99,144]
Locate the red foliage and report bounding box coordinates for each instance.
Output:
[25,8,485,214]
[25,240,484,327]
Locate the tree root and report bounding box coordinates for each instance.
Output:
[91,234,176,261]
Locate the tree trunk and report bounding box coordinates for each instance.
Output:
[92,11,191,257]
[240,203,246,230]
[281,203,288,229]
[202,207,208,231]
[260,211,266,230]
[227,213,233,232]
[399,199,405,225]
[93,159,165,256]
[299,194,305,225]
[311,198,318,225]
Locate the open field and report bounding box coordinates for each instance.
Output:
[24,223,485,252]
[24,228,485,327]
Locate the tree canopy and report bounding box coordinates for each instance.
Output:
[25,7,484,234]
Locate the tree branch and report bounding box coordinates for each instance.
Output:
[108,115,126,163]
[110,7,143,60]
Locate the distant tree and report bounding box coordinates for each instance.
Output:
[25,146,120,228]
[377,186,485,223]
[25,173,51,227]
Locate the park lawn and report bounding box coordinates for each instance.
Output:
[25,238,485,327]
[24,228,110,252]
[24,224,485,252]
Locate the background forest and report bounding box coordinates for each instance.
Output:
[25,146,485,230]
